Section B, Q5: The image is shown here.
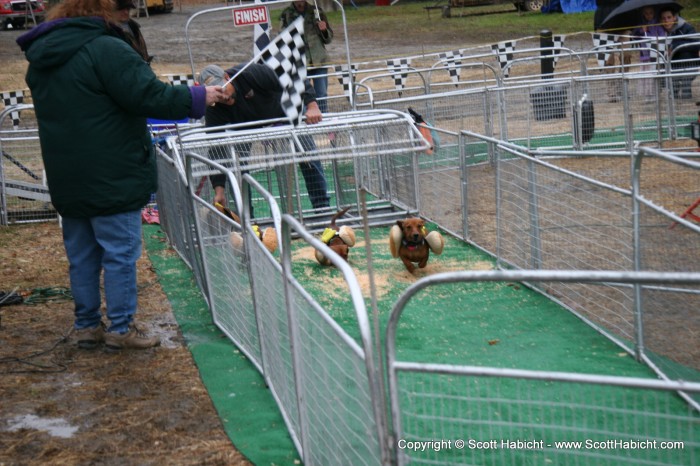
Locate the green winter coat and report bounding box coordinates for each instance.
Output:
[17,17,203,218]
[280,2,333,66]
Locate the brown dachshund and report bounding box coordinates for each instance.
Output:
[389,217,444,273]
[315,207,356,265]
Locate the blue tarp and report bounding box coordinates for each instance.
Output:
[543,0,597,14]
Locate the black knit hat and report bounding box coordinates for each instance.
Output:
[116,0,137,10]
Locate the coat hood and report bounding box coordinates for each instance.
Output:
[674,16,687,30]
[17,17,113,71]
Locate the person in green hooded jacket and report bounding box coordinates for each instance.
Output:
[16,0,230,351]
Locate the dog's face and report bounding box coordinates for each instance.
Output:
[398,218,426,243]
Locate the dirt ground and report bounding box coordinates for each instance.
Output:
[1,222,253,465]
[0,3,509,465]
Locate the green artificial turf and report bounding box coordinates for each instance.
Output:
[143,225,300,466]
[144,221,699,466]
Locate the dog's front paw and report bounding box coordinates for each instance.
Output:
[314,248,332,266]
[401,258,416,274]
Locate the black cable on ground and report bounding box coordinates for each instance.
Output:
[0,289,24,306]
[21,287,73,305]
[0,326,73,375]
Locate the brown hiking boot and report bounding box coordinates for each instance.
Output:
[75,324,105,350]
[104,323,160,352]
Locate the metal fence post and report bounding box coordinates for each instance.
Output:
[540,29,554,79]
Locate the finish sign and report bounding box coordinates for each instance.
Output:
[232,6,269,26]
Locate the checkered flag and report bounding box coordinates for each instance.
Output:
[439,50,464,84]
[592,33,616,68]
[1,90,25,129]
[166,74,196,86]
[334,63,357,104]
[253,0,273,56]
[491,41,516,78]
[258,16,307,123]
[386,58,411,91]
[552,35,565,68]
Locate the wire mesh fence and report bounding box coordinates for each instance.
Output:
[154,116,700,465]
[389,362,700,466]
[384,270,700,466]
[171,111,428,232]
[419,135,700,378]
[0,104,55,225]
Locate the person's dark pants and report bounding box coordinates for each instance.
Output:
[670,61,698,100]
[308,67,329,113]
[211,137,330,214]
[298,159,329,209]
[208,142,254,217]
[297,134,330,209]
[672,75,695,99]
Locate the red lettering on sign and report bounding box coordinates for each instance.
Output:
[233,6,269,26]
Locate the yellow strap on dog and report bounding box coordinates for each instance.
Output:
[252,225,260,236]
[421,225,428,236]
[321,228,336,244]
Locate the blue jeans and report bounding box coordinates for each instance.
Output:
[308,67,329,113]
[62,210,142,334]
[210,135,329,212]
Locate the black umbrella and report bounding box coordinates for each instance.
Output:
[600,0,683,32]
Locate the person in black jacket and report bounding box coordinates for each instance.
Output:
[199,64,330,215]
[660,7,700,99]
[114,0,152,64]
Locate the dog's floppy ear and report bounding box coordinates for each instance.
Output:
[389,224,403,258]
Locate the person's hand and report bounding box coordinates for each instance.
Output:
[205,86,232,107]
[317,20,327,32]
[304,101,322,124]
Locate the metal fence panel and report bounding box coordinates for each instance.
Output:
[288,281,383,466]
[174,112,429,232]
[393,367,700,466]
[187,154,263,370]
[247,238,302,450]
[0,105,55,225]
[281,215,386,466]
[496,153,634,272]
[155,146,207,295]
[386,271,700,466]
